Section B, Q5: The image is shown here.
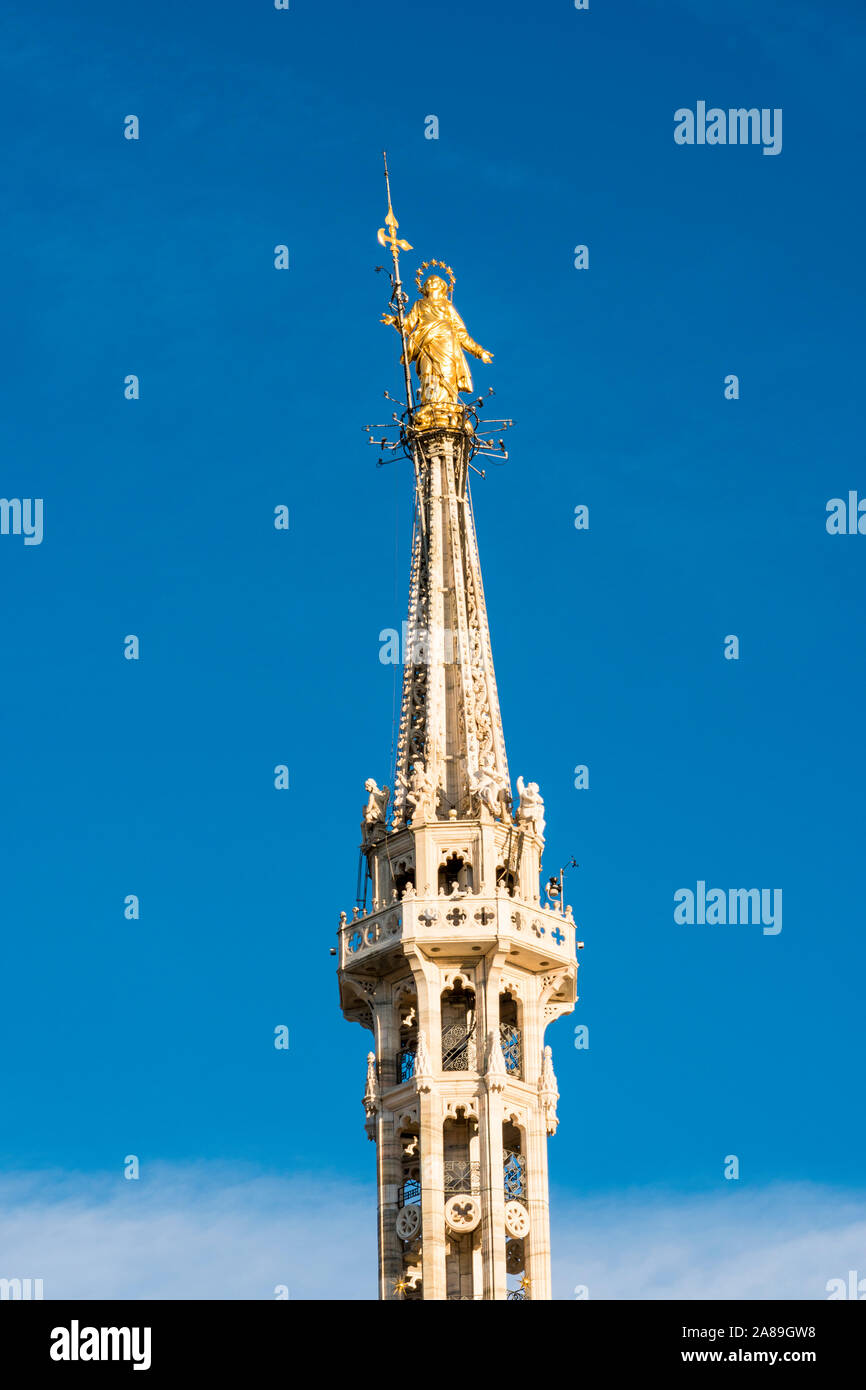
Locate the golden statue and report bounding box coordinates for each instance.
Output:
[381,266,493,424]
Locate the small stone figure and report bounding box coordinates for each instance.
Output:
[400,760,436,823]
[361,779,390,841]
[515,776,546,839]
[538,1044,560,1135]
[469,753,508,820]
[363,1051,380,1118]
[485,1029,507,1093]
[414,1030,432,1093]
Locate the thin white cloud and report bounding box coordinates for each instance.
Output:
[0,1167,863,1300]
[552,1185,866,1300]
[0,1165,376,1301]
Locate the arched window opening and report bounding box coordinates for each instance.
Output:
[444,1111,480,1301]
[499,990,522,1078]
[396,995,418,1083]
[496,864,516,896]
[440,984,476,1071]
[399,1123,421,1209]
[393,859,415,896]
[438,852,473,895]
[502,1119,527,1204]
[443,1113,479,1196]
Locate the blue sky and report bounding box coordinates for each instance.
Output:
[1,0,865,1297]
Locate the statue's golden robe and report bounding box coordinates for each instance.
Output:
[402,296,485,404]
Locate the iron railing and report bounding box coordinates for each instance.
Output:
[399,1178,421,1208]
[396,1047,416,1083]
[442,1022,476,1072]
[444,1159,481,1195]
[500,1023,522,1077]
[503,1149,527,1202]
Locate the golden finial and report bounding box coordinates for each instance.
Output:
[377,153,412,256]
[376,153,416,421]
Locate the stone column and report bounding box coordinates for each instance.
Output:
[412,957,447,1301]
[376,1107,406,1299]
[479,1085,507,1299]
[524,1107,553,1300]
[372,995,403,1299]
[418,1088,446,1300]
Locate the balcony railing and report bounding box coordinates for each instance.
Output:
[396,1047,416,1083]
[444,1159,481,1195]
[399,1178,421,1208]
[442,1022,476,1072]
[500,1023,522,1077]
[503,1150,527,1202]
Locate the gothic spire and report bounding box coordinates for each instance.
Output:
[375,156,513,828]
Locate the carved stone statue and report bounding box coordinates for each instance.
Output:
[400,760,436,823]
[363,1051,380,1118]
[538,1044,559,1135]
[515,776,546,839]
[382,273,492,412]
[361,778,390,832]
[485,1029,507,1093]
[414,1030,432,1093]
[469,753,508,821]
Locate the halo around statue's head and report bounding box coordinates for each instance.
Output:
[415,259,456,298]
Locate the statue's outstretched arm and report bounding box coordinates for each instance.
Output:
[464,335,491,360]
[451,306,493,363]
